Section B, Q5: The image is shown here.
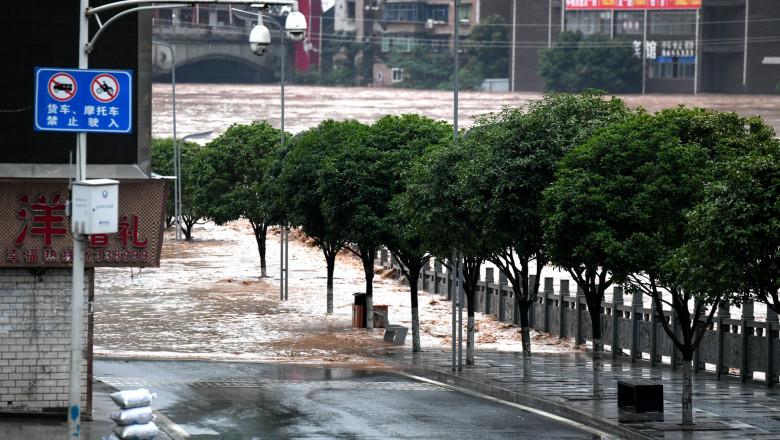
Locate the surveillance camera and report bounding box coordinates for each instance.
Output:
[249,24,271,56]
[285,11,307,43]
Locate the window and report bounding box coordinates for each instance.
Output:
[383,3,423,22]
[615,11,644,36]
[425,36,449,52]
[566,10,611,35]
[425,5,448,23]
[347,1,356,20]
[382,35,414,52]
[649,11,696,35]
[376,71,383,82]
[459,4,472,23]
[648,58,695,79]
[392,68,404,82]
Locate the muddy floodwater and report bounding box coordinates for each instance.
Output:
[93,85,780,364]
[151,83,780,139]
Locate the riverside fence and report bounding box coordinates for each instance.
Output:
[375,250,780,386]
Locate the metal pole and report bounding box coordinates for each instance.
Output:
[451,253,457,370]
[451,0,460,372]
[69,2,90,437]
[458,253,463,370]
[642,9,647,95]
[743,0,749,87]
[511,0,516,91]
[694,8,700,95]
[285,227,289,300]
[153,40,178,240]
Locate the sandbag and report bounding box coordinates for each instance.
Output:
[109,406,156,426]
[109,388,157,409]
[112,421,159,440]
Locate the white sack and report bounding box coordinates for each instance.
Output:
[109,406,156,425]
[109,388,157,409]
[112,421,159,440]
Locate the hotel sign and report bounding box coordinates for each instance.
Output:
[1,179,168,268]
[566,0,701,9]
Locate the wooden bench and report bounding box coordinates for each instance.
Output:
[373,309,408,346]
[617,379,664,413]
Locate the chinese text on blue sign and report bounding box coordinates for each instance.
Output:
[34,67,133,134]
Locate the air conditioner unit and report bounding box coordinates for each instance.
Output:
[425,19,434,29]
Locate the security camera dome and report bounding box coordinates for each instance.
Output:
[285,11,307,43]
[249,24,271,56]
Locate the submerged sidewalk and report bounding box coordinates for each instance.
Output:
[374,346,780,440]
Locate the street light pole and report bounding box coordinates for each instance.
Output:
[70,2,260,437]
[152,39,180,240]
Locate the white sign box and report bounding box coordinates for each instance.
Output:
[71,179,119,234]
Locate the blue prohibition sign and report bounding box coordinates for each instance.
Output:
[34,67,133,134]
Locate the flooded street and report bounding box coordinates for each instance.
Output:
[94,220,565,365]
[93,85,780,364]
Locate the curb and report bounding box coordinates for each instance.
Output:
[371,349,653,440]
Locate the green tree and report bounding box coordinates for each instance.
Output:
[539,31,641,93]
[463,14,509,80]
[386,46,454,89]
[543,107,762,422]
[399,135,490,362]
[150,137,204,240]
[275,120,365,313]
[375,114,452,351]
[191,121,285,277]
[679,119,780,313]
[462,91,630,376]
[318,121,383,328]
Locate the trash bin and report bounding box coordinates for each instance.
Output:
[351,294,387,329]
[352,293,367,328]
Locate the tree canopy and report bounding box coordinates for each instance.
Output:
[191,121,285,276]
[539,31,642,94]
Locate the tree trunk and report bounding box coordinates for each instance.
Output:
[250,221,268,277]
[467,313,475,365]
[519,300,533,377]
[409,271,421,351]
[325,252,336,315]
[361,249,375,330]
[593,338,604,398]
[682,358,693,425]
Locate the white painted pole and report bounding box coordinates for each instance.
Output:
[69,1,90,437]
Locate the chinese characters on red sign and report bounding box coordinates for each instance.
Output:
[566,0,701,9]
[6,192,150,265]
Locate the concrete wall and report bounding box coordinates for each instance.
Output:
[0,268,91,415]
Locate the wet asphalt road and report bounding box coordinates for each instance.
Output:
[95,359,602,439]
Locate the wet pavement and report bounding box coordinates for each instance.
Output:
[373,346,780,440]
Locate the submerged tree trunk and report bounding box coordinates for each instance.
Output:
[250,220,268,277]
[360,248,376,330]
[324,250,336,314]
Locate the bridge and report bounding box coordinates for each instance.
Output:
[151,20,288,83]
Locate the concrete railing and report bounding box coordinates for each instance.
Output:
[375,250,780,386]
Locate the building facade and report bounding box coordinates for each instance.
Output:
[506,0,779,93]
[331,0,779,93]
[0,1,168,417]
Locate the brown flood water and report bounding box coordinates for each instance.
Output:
[93,86,779,365]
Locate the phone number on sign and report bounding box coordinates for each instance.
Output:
[88,248,149,262]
